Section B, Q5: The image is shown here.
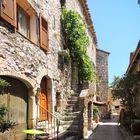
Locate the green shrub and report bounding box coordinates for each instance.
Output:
[93,106,100,120]
[0,105,16,133]
[0,78,16,133]
[61,9,96,83]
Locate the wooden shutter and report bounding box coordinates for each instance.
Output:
[0,0,16,27]
[40,16,48,51]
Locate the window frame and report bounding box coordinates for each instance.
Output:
[17,5,30,39]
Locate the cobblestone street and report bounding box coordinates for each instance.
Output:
[86,121,125,140]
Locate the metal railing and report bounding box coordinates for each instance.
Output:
[36,103,60,139]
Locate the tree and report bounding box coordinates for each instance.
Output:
[111,74,140,122]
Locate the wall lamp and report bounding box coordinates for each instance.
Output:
[35,87,41,104]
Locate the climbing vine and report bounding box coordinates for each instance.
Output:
[61,9,96,82]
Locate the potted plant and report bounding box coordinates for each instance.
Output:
[0,78,16,139]
[93,106,100,123]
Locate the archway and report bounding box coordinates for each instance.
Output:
[39,76,52,121]
[87,101,92,130]
[0,76,29,139]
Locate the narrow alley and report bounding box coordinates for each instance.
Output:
[85,120,125,140]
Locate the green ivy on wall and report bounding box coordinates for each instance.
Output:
[61,9,96,83]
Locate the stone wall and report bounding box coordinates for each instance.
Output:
[0,0,97,139]
[0,0,64,86]
[96,48,109,116]
[0,0,72,139]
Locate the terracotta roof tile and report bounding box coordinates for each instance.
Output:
[80,0,98,47]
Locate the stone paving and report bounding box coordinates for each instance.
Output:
[84,121,125,140]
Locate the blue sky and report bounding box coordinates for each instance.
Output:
[87,0,140,84]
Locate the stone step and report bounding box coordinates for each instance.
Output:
[66,103,76,106]
[62,111,81,116]
[64,108,80,113]
[66,105,77,110]
[36,126,64,139]
[61,120,79,125]
[63,124,80,131]
[68,96,79,100]
[67,100,78,104]
[61,116,78,121]
[64,108,74,112]
[65,104,79,110]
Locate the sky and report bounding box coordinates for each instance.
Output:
[87,0,140,84]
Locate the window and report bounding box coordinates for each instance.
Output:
[17,6,30,38]
[0,0,49,48]
[16,0,38,44]
[40,16,48,51]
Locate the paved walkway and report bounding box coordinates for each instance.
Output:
[86,121,125,140]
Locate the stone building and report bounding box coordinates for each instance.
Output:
[96,48,110,118]
[126,41,140,118]
[0,0,98,139]
[108,88,121,121]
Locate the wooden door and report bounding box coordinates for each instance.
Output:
[40,77,48,121]
[0,77,28,139]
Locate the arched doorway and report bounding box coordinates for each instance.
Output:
[0,76,28,139]
[87,101,92,130]
[39,76,48,121]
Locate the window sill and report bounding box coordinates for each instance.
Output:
[16,31,49,54]
[16,30,39,47]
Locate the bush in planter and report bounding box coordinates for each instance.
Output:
[0,78,16,133]
[93,106,100,122]
[0,105,16,133]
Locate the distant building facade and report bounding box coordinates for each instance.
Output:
[108,88,121,115]
[126,41,140,118]
[96,48,110,118]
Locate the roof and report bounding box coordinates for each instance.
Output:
[96,48,110,55]
[80,0,98,47]
[126,40,140,73]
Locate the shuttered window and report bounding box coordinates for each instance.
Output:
[0,0,16,27]
[40,16,48,51]
[17,6,30,38]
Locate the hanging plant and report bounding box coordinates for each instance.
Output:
[0,78,10,94]
[61,9,96,82]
